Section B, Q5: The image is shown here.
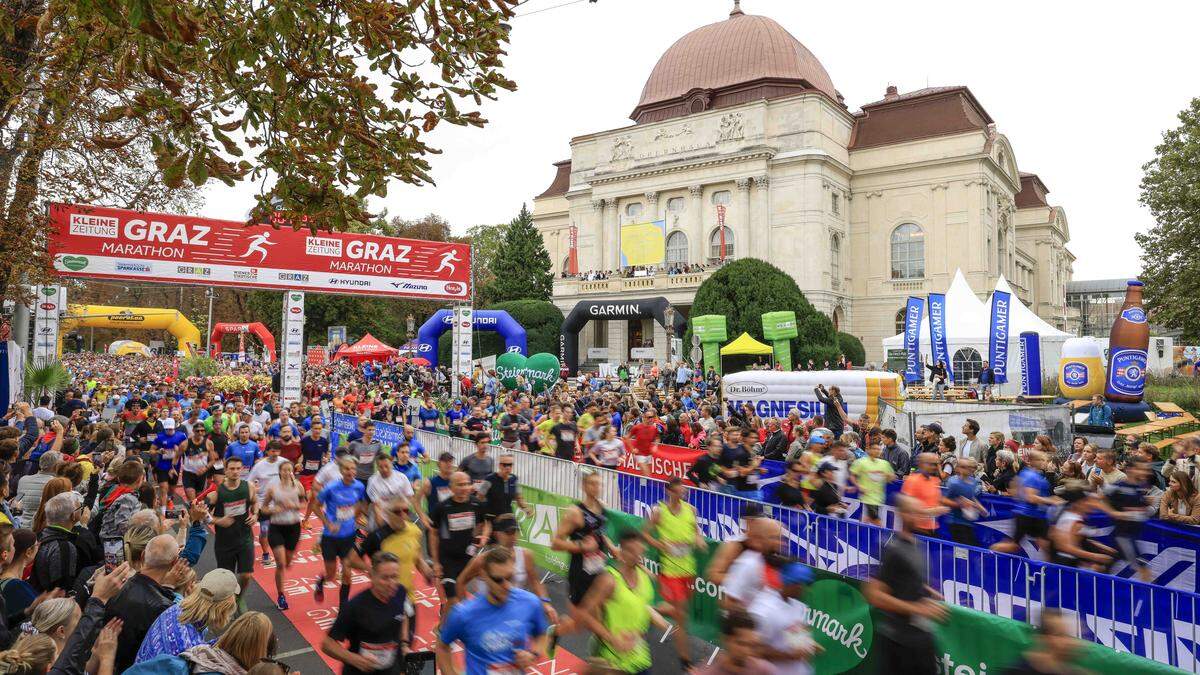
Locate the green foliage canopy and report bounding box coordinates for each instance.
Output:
[685,259,839,368]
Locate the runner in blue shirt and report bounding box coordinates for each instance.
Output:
[446,400,468,438]
[393,444,423,486]
[995,449,1058,554]
[224,426,262,469]
[417,396,440,432]
[437,547,548,675]
[315,457,367,606]
[150,418,188,509]
[944,457,988,547]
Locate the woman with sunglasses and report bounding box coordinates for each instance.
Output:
[457,514,557,624]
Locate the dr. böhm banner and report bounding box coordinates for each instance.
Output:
[47,203,472,300]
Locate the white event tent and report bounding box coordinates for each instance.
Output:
[882,269,1071,396]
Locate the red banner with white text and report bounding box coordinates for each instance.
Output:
[47,203,472,300]
[616,440,704,483]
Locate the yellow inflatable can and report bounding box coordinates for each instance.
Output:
[1059,337,1105,399]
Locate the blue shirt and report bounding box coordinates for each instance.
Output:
[1012,467,1052,518]
[268,422,300,439]
[395,460,422,486]
[611,410,623,435]
[447,407,467,429]
[153,431,189,470]
[135,603,209,665]
[945,475,983,526]
[319,479,366,539]
[418,406,440,431]
[404,435,427,458]
[225,440,262,468]
[439,589,548,675]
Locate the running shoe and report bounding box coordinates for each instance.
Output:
[545,624,558,659]
[261,552,270,564]
[277,594,289,610]
[314,576,325,603]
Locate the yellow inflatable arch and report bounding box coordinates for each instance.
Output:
[60,305,203,356]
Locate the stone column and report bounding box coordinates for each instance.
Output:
[590,199,604,271]
[735,178,751,260]
[688,184,704,264]
[752,175,769,260]
[604,198,619,271]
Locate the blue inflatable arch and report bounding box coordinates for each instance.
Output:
[416,310,527,369]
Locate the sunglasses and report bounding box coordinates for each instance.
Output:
[499,463,514,468]
[488,574,514,586]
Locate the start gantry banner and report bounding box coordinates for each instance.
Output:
[47,203,472,300]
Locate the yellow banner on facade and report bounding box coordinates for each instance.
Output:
[619,220,666,267]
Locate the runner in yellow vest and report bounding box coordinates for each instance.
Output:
[578,530,666,675]
[643,477,706,670]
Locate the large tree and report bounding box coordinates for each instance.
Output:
[685,258,840,368]
[0,0,517,301]
[484,204,552,303]
[1137,97,1200,341]
[462,221,508,304]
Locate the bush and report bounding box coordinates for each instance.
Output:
[179,355,221,378]
[438,300,565,365]
[836,332,866,366]
[686,258,839,368]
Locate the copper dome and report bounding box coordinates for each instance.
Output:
[631,11,838,124]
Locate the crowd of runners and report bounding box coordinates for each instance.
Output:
[0,350,1133,673]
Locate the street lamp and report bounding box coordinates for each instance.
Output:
[663,305,676,364]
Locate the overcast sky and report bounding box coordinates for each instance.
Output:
[199,0,1200,281]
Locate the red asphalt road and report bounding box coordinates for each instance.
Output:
[246,516,589,673]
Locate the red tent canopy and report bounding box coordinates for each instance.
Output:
[333,333,398,364]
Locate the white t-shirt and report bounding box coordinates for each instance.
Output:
[722,550,765,605]
[593,438,626,466]
[248,458,283,500]
[748,589,816,675]
[367,471,414,505]
[33,407,54,422]
[315,460,343,489]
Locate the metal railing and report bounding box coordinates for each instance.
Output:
[405,429,1200,671]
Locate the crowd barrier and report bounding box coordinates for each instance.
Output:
[330,414,1198,671]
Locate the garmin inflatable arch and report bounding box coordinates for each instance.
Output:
[723,370,902,422]
[560,297,688,375]
[416,309,526,369]
[60,305,202,356]
[209,322,277,363]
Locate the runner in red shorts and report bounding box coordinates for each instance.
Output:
[298,419,330,528]
[625,409,661,477]
[643,477,705,671]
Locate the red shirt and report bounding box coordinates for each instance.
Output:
[628,423,660,455]
[278,440,302,464]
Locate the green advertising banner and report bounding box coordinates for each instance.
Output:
[761,310,798,371]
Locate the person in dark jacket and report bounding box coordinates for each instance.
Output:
[881,429,912,477]
[102,529,189,673]
[813,384,847,439]
[48,562,134,675]
[760,419,789,460]
[32,493,89,593]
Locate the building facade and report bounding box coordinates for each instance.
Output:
[532,5,1077,367]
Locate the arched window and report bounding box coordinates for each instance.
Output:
[832,307,842,331]
[890,223,924,280]
[666,197,685,213]
[666,231,688,265]
[894,308,906,334]
[953,347,983,383]
[708,227,735,260]
[710,190,731,206]
[830,233,841,282]
[624,202,643,219]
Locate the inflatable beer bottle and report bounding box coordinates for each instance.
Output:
[1104,280,1150,403]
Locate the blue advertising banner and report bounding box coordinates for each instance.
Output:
[989,291,1011,384]
[330,412,428,457]
[927,293,954,384]
[616,472,1200,670]
[903,296,925,384]
[1019,331,1043,396]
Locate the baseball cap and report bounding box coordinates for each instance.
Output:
[927,422,944,435]
[198,569,240,602]
[162,418,176,430]
[779,562,814,586]
[492,514,519,533]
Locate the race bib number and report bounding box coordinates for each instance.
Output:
[359,641,397,669]
[357,453,373,464]
[437,487,452,503]
[559,431,575,442]
[963,507,979,522]
[305,460,320,471]
[447,511,475,532]
[667,543,689,558]
[213,462,224,472]
[583,550,606,575]
[869,471,885,483]
[487,665,521,675]
[224,499,247,517]
[335,505,356,522]
[161,450,175,460]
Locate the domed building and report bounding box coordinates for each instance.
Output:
[532,2,1076,371]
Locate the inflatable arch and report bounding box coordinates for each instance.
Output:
[209,322,277,363]
[560,297,687,375]
[416,310,527,369]
[60,305,203,356]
